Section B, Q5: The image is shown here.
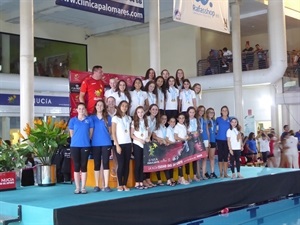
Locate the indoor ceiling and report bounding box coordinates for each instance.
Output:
[0,0,299,38]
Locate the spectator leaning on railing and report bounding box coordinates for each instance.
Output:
[206,50,219,75]
[222,47,232,62]
[222,47,232,73]
[242,41,254,71]
[254,44,267,69]
[218,50,229,73]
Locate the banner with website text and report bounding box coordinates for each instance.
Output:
[143,132,208,173]
[69,70,142,117]
[56,0,144,23]
[173,0,229,34]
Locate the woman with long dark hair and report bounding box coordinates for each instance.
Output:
[111,101,132,191]
[91,100,112,192]
[112,80,131,106]
[69,103,94,194]
[216,105,231,178]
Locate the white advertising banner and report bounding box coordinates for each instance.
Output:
[173,0,230,33]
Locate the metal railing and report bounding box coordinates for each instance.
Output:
[283,65,300,92]
[197,50,269,76]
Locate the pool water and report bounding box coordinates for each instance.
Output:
[182,196,300,225]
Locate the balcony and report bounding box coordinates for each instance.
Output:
[283,65,300,92]
[197,50,269,76]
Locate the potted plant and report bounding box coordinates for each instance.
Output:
[21,117,69,186]
[0,141,26,190]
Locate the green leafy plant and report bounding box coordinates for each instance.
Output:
[0,141,26,172]
[22,117,69,165]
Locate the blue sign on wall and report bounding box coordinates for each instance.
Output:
[56,0,144,23]
[0,94,69,107]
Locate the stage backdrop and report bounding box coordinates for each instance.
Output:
[173,0,229,34]
[69,70,142,117]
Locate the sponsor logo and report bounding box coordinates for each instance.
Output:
[70,83,81,93]
[193,0,215,17]
[0,177,15,185]
[7,95,17,104]
[34,97,52,105]
[197,0,210,5]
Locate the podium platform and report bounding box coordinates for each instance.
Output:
[1,167,300,225]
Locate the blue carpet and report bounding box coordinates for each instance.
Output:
[0,167,299,225]
[0,167,297,209]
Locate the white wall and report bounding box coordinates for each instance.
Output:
[131,25,200,78]
[201,85,300,134]
[288,104,300,132]
[241,27,300,51]
[201,85,273,121]
[89,35,132,74]
[286,27,300,51]
[200,28,232,59]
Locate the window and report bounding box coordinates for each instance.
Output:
[0,33,87,78]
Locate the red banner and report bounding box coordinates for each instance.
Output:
[69,70,143,117]
[0,171,16,190]
[143,132,208,173]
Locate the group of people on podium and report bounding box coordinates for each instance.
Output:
[68,65,246,194]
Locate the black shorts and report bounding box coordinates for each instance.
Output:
[261,151,269,163]
[210,142,216,148]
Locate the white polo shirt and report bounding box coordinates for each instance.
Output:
[166,126,176,143]
[112,92,129,106]
[165,87,179,110]
[142,79,150,87]
[112,115,132,145]
[130,90,147,116]
[147,92,157,105]
[226,128,241,150]
[258,138,270,153]
[104,88,116,98]
[157,88,165,110]
[131,120,148,148]
[147,116,157,133]
[154,125,167,139]
[179,89,196,112]
[174,123,187,139]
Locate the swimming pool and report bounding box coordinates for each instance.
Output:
[182,196,300,225]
